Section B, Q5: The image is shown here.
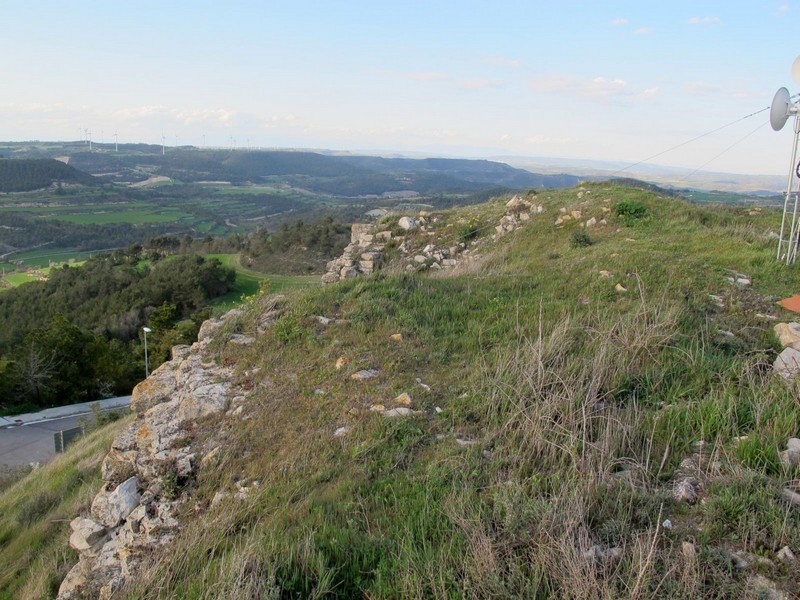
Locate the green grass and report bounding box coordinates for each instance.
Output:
[9,183,800,599]
[2,272,40,287]
[8,248,102,268]
[208,253,318,310]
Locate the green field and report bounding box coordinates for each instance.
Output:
[208,253,318,310]
[0,202,193,225]
[3,273,40,286]
[8,248,102,267]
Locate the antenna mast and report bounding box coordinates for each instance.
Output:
[773,56,800,263]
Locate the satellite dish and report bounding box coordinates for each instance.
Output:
[771,87,792,131]
[793,55,800,84]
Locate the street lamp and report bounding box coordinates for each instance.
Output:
[143,327,152,377]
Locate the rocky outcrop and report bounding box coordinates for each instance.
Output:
[322,223,391,284]
[494,195,542,237]
[58,311,242,600]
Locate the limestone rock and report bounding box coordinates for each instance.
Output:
[91,477,140,528]
[69,518,108,551]
[351,369,379,381]
[777,546,796,564]
[398,216,417,231]
[781,438,800,467]
[585,217,597,228]
[682,541,696,560]
[335,356,348,370]
[774,322,800,350]
[394,392,412,406]
[384,407,419,418]
[58,562,89,599]
[334,427,349,437]
[130,360,179,415]
[615,283,627,293]
[774,347,800,380]
[673,478,699,503]
[390,333,403,342]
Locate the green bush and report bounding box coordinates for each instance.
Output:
[614,200,649,226]
[570,228,593,248]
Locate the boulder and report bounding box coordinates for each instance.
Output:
[91,477,140,528]
[774,322,800,350]
[69,518,108,551]
[774,347,800,380]
[130,361,179,415]
[398,216,417,231]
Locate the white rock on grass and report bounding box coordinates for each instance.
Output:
[774,347,800,380]
[398,216,417,231]
[69,518,108,551]
[351,369,380,381]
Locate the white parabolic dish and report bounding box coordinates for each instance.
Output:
[771,87,792,131]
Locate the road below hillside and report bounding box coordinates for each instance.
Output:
[0,396,130,467]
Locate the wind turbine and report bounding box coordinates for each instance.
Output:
[161,133,166,156]
[114,132,118,152]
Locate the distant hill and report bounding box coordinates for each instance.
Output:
[61,148,581,195]
[0,158,98,192]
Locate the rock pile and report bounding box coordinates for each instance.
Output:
[494,195,542,237]
[773,321,800,380]
[321,223,392,284]
[58,312,244,599]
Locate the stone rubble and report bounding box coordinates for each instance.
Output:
[57,309,247,600]
[322,223,390,284]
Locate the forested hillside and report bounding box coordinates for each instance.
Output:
[0,252,235,412]
[0,158,97,192]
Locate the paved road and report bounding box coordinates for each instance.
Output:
[0,396,131,467]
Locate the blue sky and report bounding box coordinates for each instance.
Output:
[2,1,798,174]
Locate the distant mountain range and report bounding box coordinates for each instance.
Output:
[0,143,584,196]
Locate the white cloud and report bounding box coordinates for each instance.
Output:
[610,18,629,26]
[530,74,657,103]
[459,78,504,90]
[687,16,721,24]
[634,27,654,35]
[407,71,449,82]
[483,55,522,69]
[683,81,722,95]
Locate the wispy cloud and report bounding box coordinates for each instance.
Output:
[610,17,629,26]
[483,55,522,69]
[687,16,721,24]
[530,74,658,102]
[634,27,654,35]
[407,71,449,82]
[459,78,504,90]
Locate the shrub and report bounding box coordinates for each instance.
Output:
[570,229,593,248]
[457,218,481,243]
[614,200,648,225]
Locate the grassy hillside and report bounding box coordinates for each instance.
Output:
[0,416,132,599]
[5,182,800,598]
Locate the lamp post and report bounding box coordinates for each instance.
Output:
[143,327,152,377]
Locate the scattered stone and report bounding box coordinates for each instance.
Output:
[782,487,800,509]
[682,541,696,560]
[434,406,443,414]
[774,322,800,349]
[777,546,796,564]
[662,519,673,530]
[201,447,220,465]
[333,427,349,438]
[211,491,229,507]
[390,333,403,342]
[708,294,725,308]
[416,378,431,392]
[351,369,379,381]
[773,347,800,380]
[585,217,597,228]
[398,216,417,231]
[369,404,385,412]
[383,407,418,418]
[228,334,255,346]
[394,392,412,406]
[780,438,800,467]
[335,356,348,370]
[598,270,612,278]
[673,478,699,503]
[455,437,478,447]
[315,316,334,325]
[615,283,628,293]
[582,544,623,566]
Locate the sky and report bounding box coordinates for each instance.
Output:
[2,1,799,175]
